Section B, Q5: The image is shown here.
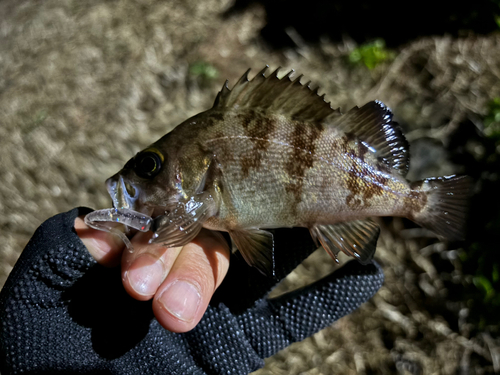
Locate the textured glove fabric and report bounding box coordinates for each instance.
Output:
[0,208,384,375]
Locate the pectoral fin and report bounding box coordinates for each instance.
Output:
[310,219,380,264]
[150,193,216,248]
[229,228,275,276]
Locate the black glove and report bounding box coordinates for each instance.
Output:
[0,208,384,375]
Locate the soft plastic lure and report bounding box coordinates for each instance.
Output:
[84,208,153,252]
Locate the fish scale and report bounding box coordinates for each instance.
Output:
[95,66,470,276]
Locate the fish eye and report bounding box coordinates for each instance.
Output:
[134,151,163,179]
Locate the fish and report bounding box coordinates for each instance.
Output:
[101,66,470,276]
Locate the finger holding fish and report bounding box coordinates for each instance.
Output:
[121,231,182,301]
[151,229,230,332]
[77,212,231,332]
[121,228,230,332]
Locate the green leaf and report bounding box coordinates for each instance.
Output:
[493,264,499,283]
[189,61,219,81]
[473,275,496,302]
[349,39,395,70]
[483,97,500,140]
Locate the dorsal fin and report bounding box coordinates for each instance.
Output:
[212,66,342,123]
[332,101,410,176]
[213,68,409,176]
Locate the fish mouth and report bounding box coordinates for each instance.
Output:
[106,175,182,231]
[106,175,145,212]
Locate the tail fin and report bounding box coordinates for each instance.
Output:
[410,175,471,241]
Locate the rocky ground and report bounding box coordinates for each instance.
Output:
[1,0,500,373]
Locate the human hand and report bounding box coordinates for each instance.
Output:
[74,215,231,333]
[0,207,384,374]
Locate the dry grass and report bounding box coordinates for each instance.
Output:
[1,0,500,373]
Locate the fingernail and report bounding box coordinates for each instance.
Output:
[158,280,201,322]
[127,255,164,296]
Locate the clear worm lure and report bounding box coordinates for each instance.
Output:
[84,208,154,252]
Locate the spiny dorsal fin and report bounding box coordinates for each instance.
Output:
[213,68,409,175]
[213,66,342,123]
[333,101,410,176]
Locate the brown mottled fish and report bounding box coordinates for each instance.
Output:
[103,66,470,275]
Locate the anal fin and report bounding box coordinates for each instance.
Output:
[229,228,275,277]
[310,219,380,264]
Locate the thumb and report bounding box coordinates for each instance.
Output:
[238,261,384,359]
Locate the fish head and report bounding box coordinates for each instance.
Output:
[106,146,184,216]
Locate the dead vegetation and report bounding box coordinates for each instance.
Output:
[1,0,499,373]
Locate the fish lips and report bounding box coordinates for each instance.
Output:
[106,175,173,220]
[106,175,147,213]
